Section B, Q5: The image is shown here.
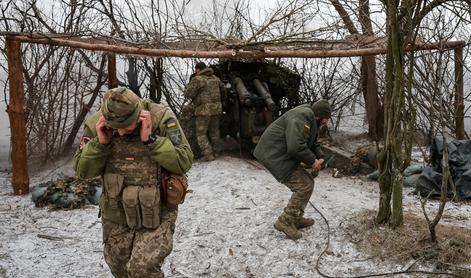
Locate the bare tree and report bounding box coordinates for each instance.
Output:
[329,0,384,140]
[0,0,109,159]
[1,0,469,167]
[377,0,471,227]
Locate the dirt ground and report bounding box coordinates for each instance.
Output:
[346,210,471,277]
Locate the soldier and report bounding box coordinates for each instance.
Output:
[253,99,332,240]
[184,62,226,161]
[74,87,193,277]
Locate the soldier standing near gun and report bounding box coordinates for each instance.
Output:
[253,99,332,240]
[74,87,193,277]
[184,62,226,161]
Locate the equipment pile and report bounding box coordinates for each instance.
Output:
[31,176,102,209]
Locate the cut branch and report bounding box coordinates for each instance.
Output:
[3,33,465,59]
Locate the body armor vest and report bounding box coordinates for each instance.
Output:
[100,132,161,228]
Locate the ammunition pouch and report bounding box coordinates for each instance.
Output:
[139,186,161,229]
[162,172,188,210]
[122,186,142,229]
[102,173,162,229]
[101,173,127,225]
[103,173,125,209]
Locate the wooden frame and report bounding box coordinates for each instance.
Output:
[2,32,466,195]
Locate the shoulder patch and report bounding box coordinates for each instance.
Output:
[164,118,182,145]
[168,129,182,145]
[166,119,177,128]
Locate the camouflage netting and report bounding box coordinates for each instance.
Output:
[212,60,302,113]
[31,176,102,209]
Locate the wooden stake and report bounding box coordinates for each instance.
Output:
[5,35,29,195]
[107,54,118,88]
[454,47,465,139]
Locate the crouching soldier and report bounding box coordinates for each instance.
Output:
[74,87,193,277]
[253,100,331,240]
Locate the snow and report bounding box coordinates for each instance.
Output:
[1,155,470,278]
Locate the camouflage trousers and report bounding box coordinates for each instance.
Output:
[102,207,178,278]
[281,167,314,219]
[195,115,220,157]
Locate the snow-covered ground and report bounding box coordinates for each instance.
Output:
[1,155,470,278]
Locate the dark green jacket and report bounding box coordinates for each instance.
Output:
[253,104,324,182]
[74,100,193,178]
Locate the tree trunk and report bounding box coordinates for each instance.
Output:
[359,0,383,140]
[377,1,404,227]
[377,145,392,224]
[331,0,383,140]
[390,5,404,226]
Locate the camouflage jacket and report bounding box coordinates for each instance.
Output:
[253,104,324,183]
[74,100,194,179]
[184,68,225,116]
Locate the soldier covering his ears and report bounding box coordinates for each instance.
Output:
[74,87,193,277]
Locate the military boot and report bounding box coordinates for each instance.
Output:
[274,213,302,240]
[201,151,215,161]
[295,217,315,229]
[202,154,215,161]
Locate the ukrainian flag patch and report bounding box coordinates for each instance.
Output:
[303,124,310,138]
[166,119,177,128]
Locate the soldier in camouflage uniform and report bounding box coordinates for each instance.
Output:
[184,62,226,161]
[253,100,332,240]
[74,87,193,278]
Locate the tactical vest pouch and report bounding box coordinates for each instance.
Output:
[122,186,142,229]
[139,186,161,229]
[103,173,125,209]
[162,173,188,210]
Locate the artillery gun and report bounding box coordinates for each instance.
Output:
[180,60,301,157]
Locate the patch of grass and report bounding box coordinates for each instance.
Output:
[346,209,471,276]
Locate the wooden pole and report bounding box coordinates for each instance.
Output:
[5,35,29,195]
[9,34,466,59]
[454,47,465,139]
[107,54,118,88]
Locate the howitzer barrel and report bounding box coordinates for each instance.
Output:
[231,76,252,107]
[253,79,276,111]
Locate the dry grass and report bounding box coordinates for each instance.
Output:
[345,209,471,276]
